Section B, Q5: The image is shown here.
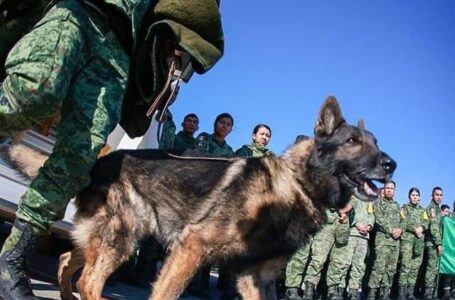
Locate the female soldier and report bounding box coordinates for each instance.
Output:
[397,187,428,300]
[196,112,235,157]
[235,123,272,157]
[220,123,273,300]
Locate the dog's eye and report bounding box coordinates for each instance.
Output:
[346,137,356,144]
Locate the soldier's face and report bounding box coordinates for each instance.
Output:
[182,117,199,135]
[432,189,443,204]
[252,127,271,147]
[384,183,395,199]
[215,117,233,138]
[409,191,420,205]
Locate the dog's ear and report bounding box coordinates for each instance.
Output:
[314,96,345,137]
[357,118,365,129]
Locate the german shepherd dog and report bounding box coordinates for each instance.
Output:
[2,96,396,300]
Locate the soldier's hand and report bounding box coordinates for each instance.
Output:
[392,228,403,239]
[415,226,424,238]
[437,245,443,257]
[355,223,365,234]
[338,212,348,223]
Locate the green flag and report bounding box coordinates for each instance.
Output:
[440,216,455,274]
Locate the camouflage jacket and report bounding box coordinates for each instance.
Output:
[235,143,272,158]
[196,132,234,157]
[373,197,404,247]
[400,203,428,251]
[173,131,196,151]
[350,196,375,239]
[425,200,443,247]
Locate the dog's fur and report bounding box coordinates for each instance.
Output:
[2,97,396,300]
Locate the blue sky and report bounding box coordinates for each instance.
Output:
[171,1,455,206]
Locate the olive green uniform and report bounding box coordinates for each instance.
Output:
[367,197,404,292]
[196,132,234,157]
[235,142,272,157]
[424,200,443,291]
[342,196,375,292]
[398,203,428,288]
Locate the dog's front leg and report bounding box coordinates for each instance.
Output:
[150,231,208,300]
[58,248,85,300]
[237,256,288,300]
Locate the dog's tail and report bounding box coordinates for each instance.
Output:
[0,144,48,180]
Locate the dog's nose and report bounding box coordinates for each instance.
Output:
[380,152,397,174]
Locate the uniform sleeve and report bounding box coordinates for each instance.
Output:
[421,208,430,231]
[234,145,250,157]
[158,111,176,150]
[365,203,375,228]
[374,202,393,236]
[400,206,413,233]
[429,214,442,246]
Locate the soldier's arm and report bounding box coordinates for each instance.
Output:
[158,111,176,150]
[429,217,442,246]
[374,203,393,235]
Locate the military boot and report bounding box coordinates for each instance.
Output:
[284,287,302,300]
[396,285,406,300]
[327,285,344,300]
[378,287,391,300]
[348,288,360,300]
[0,219,39,300]
[406,286,416,300]
[367,288,378,300]
[441,287,451,300]
[302,282,315,300]
[423,288,434,300]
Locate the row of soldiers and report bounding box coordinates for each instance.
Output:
[284,182,454,300]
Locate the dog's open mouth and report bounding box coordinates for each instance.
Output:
[343,174,382,201]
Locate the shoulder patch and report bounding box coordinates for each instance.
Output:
[197,133,209,147]
[368,203,375,214]
[423,210,429,221]
[400,206,407,219]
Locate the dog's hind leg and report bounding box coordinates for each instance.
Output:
[58,248,85,300]
[150,231,208,300]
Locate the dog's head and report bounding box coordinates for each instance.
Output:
[308,96,396,208]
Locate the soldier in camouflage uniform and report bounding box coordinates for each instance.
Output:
[301,204,352,300]
[235,123,273,157]
[367,181,404,300]
[0,0,224,298]
[423,187,444,300]
[397,187,428,300]
[341,195,375,300]
[284,236,314,300]
[196,112,234,157]
[159,112,199,151]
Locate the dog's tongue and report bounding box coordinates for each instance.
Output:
[364,181,378,196]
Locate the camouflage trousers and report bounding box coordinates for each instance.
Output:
[424,245,440,289]
[0,0,129,233]
[341,236,369,290]
[304,221,350,287]
[368,243,400,289]
[285,236,313,288]
[398,240,424,287]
